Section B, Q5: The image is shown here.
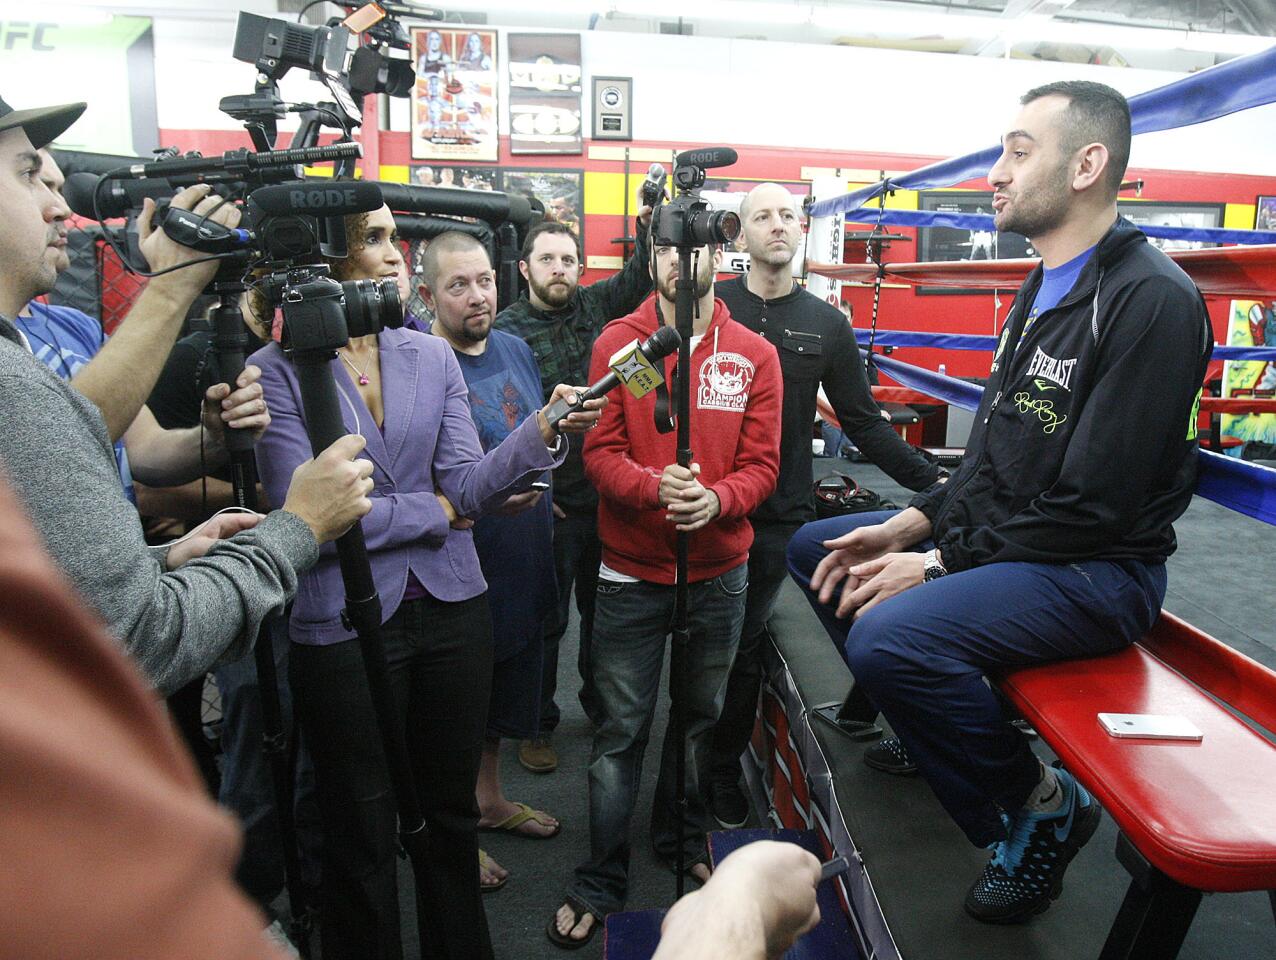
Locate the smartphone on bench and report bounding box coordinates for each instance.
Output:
[1098,713,1203,741]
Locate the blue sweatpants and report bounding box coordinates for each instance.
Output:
[786,511,1166,846]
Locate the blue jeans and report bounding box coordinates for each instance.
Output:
[786,512,1166,846]
[214,622,322,909]
[569,562,748,918]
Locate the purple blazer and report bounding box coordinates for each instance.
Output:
[251,327,565,645]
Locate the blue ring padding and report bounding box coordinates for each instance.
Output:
[810,44,1276,220]
[853,329,1276,362]
[860,348,1276,526]
[839,207,1276,246]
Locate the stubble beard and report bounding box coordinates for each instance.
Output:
[997,160,1072,240]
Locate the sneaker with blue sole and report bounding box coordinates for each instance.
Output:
[964,768,1102,924]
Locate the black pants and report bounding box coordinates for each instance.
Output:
[291,593,495,960]
[539,508,602,733]
[710,520,801,787]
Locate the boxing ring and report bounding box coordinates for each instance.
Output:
[747,45,1276,960]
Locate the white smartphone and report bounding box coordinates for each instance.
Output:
[1097,713,1203,741]
[530,481,550,492]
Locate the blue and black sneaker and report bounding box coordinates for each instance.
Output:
[964,769,1102,924]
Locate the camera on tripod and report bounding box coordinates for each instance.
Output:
[650,147,742,248]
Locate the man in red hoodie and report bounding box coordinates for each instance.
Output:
[548,242,781,948]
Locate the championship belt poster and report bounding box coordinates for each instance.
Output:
[1221,299,1276,446]
[411,27,499,162]
[507,33,583,155]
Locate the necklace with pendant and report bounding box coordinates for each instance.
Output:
[339,350,372,386]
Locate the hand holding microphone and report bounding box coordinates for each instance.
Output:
[539,326,682,436]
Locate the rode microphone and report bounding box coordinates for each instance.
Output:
[248,180,384,217]
[542,326,681,431]
[673,146,738,171]
[64,172,173,220]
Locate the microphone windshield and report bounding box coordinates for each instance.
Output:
[249,180,383,217]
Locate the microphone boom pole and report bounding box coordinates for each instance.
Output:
[672,244,695,899]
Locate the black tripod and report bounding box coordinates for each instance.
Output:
[209,286,429,953]
[670,244,697,898]
[208,278,317,953]
[283,312,432,882]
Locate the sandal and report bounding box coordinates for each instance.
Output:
[479,801,562,839]
[479,849,507,893]
[546,895,599,950]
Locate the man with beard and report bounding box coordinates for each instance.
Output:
[708,183,942,829]
[786,81,1212,923]
[425,232,563,892]
[497,203,653,777]
[548,241,781,948]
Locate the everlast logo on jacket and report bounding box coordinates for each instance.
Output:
[1024,346,1078,391]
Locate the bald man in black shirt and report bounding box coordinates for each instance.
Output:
[709,182,940,827]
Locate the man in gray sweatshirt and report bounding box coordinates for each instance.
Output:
[0,97,374,695]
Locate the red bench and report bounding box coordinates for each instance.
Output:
[997,611,1276,959]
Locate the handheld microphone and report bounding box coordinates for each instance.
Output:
[64,171,174,220]
[542,325,682,431]
[248,180,384,217]
[640,163,667,210]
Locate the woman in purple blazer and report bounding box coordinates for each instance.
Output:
[250,207,600,960]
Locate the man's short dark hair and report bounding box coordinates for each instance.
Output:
[1021,80,1131,195]
[420,231,490,290]
[520,220,582,263]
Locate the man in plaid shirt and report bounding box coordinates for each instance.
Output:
[497,201,652,775]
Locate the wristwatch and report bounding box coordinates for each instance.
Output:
[923,548,948,582]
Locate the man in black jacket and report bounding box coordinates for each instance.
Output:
[496,206,652,774]
[787,81,1212,923]
[709,182,940,827]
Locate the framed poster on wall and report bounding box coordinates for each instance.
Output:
[1117,200,1224,251]
[409,164,498,190]
[499,169,584,245]
[508,33,583,155]
[411,27,499,162]
[1256,195,1276,231]
[916,191,1035,294]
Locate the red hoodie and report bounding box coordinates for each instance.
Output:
[583,296,781,584]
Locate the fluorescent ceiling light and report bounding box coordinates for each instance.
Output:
[449,0,1276,56]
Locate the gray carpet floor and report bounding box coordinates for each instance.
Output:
[384,453,1275,959]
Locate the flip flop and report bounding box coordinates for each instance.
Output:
[546,895,599,950]
[479,849,507,894]
[479,801,562,839]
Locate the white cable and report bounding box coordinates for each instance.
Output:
[146,506,267,554]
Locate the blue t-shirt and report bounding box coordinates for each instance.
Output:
[1021,245,1095,343]
[452,329,555,661]
[15,303,136,503]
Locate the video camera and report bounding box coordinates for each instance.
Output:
[649,147,742,249]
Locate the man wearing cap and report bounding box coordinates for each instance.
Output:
[0,96,375,695]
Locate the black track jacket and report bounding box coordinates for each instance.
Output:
[910,216,1212,572]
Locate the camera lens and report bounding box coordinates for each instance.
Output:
[688,209,742,246]
[342,277,404,339]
